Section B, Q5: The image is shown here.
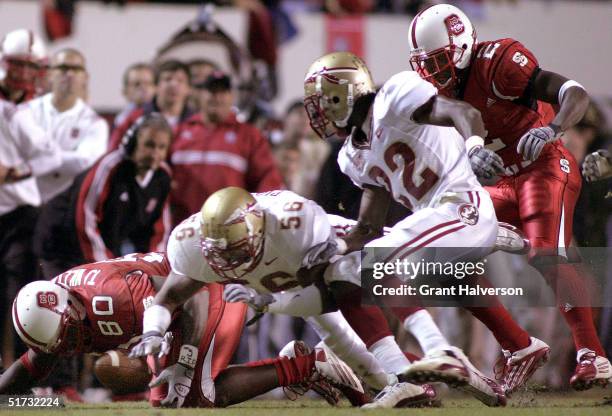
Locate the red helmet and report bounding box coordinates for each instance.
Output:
[12,281,91,356]
[0,29,47,99]
[408,4,476,94]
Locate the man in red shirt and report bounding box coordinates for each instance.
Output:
[408,4,609,391]
[168,71,283,225]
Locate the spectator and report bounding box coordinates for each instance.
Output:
[272,100,329,199]
[109,59,193,149]
[169,71,283,225]
[34,113,173,279]
[187,58,219,113]
[0,29,61,364]
[114,62,156,128]
[24,48,108,203]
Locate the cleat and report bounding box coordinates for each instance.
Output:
[496,337,550,396]
[279,340,341,405]
[494,222,530,255]
[400,346,506,407]
[361,383,439,408]
[313,341,365,394]
[570,349,611,391]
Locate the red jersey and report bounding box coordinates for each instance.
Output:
[51,252,170,353]
[461,38,558,173]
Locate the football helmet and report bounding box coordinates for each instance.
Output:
[0,29,47,98]
[12,281,89,356]
[200,187,265,279]
[303,52,375,139]
[408,4,476,93]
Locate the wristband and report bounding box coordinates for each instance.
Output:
[549,123,562,136]
[178,344,198,369]
[465,135,485,155]
[336,238,348,255]
[558,80,585,103]
[142,304,171,335]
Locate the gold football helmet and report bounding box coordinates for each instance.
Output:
[200,187,265,279]
[303,52,375,139]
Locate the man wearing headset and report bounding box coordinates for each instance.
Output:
[34,113,173,279]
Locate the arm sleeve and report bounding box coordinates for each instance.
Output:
[490,41,539,100]
[75,161,116,262]
[56,118,109,176]
[10,107,62,177]
[246,127,284,191]
[19,350,56,381]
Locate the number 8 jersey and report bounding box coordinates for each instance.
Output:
[337,71,481,211]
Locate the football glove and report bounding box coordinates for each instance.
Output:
[224,284,274,314]
[129,331,173,359]
[469,146,506,179]
[517,125,561,162]
[582,150,611,182]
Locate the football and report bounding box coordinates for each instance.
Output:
[94,349,151,395]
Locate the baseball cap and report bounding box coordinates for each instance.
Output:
[195,71,232,91]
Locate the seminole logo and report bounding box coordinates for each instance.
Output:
[458,203,479,225]
[445,14,465,36]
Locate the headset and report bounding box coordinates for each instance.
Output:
[120,112,169,156]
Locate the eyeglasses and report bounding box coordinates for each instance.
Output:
[51,64,85,73]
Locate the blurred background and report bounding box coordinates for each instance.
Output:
[0,0,610,401]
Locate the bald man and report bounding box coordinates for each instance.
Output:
[24,48,109,203]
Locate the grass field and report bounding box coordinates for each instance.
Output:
[3,391,610,416]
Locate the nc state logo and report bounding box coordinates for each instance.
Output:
[36,291,59,310]
[458,203,479,225]
[445,14,465,36]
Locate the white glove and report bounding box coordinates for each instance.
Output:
[129,331,173,358]
[224,284,274,313]
[468,146,506,179]
[149,362,194,408]
[582,150,611,182]
[517,125,560,161]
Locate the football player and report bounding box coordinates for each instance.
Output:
[301,51,553,403]
[408,4,610,390]
[1,253,358,408]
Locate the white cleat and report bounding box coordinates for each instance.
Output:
[570,349,612,391]
[494,222,530,255]
[400,346,506,407]
[314,342,365,394]
[361,383,438,408]
[495,337,550,396]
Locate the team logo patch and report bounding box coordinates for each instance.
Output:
[458,203,479,225]
[36,291,58,310]
[225,131,237,144]
[445,14,465,36]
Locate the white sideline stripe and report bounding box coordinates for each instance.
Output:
[201,334,216,403]
[108,350,120,367]
[390,221,463,263]
[171,150,247,173]
[558,205,567,258]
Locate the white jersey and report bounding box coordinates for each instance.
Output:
[166,190,334,294]
[0,99,61,215]
[337,71,481,212]
[25,94,109,202]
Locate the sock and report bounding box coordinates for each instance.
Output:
[466,305,530,352]
[403,309,450,353]
[539,263,606,356]
[391,306,424,322]
[404,351,421,362]
[246,353,315,386]
[368,335,411,374]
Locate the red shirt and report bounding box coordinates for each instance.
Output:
[169,112,283,225]
[461,38,558,173]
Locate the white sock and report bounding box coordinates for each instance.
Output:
[369,335,411,374]
[403,309,450,353]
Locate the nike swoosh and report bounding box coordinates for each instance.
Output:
[264,257,278,266]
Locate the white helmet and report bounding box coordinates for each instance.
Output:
[12,281,87,355]
[0,29,47,98]
[408,4,476,93]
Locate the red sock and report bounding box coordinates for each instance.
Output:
[246,354,316,386]
[466,304,530,352]
[335,286,392,348]
[404,351,421,362]
[539,263,605,356]
[391,306,424,322]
